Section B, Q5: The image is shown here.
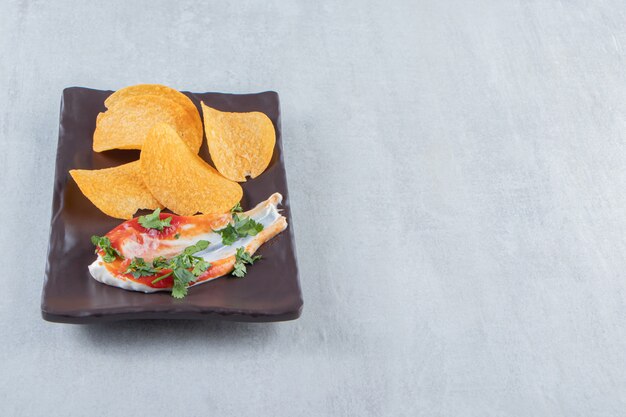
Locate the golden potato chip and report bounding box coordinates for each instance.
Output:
[106,84,194,111]
[104,84,202,142]
[140,123,242,215]
[70,161,163,219]
[201,103,275,182]
[93,95,202,153]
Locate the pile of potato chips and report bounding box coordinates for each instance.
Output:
[70,84,276,219]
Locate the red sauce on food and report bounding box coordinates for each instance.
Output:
[97,212,235,289]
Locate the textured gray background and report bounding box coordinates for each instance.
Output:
[2,1,626,416]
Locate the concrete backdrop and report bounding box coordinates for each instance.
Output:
[2,1,626,416]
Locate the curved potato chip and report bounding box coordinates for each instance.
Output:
[70,161,163,219]
[104,84,202,142]
[93,95,202,153]
[201,103,275,182]
[140,123,242,216]
[105,84,195,112]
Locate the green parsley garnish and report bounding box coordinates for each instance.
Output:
[182,239,210,255]
[215,213,264,246]
[124,257,160,278]
[231,247,261,278]
[174,233,180,239]
[90,235,122,263]
[118,240,211,299]
[192,259,211,276]
[171,268,195,298]
[149,271,173,284]
[165,241,211,298]
[138,208,172,231]
[230,202,243,214]
[151,256,169,269]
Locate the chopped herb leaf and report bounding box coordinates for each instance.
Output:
[152,256,169,269]
[192,259,211,276]
[231,247,261,278]
[90,235,122,263]
[232,261,247,277]
[230,202,243,214]
[215,214,264,245]
[216,224,238,246]
[138,208,172,231]
[172,281,188,299]
[123,241,212,298]
[151,271,173,284]
[124,257,160,278]
[174,233,180,239]
[173,267,196,284]
[234,215,264,237]
[183,239,210,255]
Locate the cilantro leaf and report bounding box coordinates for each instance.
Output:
[232,262,247,277]
[168,240,211,298]
[216,224,238,245]
[91,235,122,263]
[124,257,160,278]
[173,267,196,284]
[192,259,211,276]
[138,208,172,231]
[235,216,263,237]
[183,240,210,255]
[230,202,243,214]
[231,247,261,278]
[171,281,188,299]
[215,214,264,246]
[115,240,212,299]
[238,248,262,264]
[152,256,169,269]
[151,271,173,284]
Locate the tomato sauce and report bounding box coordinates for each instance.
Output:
[96,211,236,289]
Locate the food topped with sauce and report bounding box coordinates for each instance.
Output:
[90,193,287,298]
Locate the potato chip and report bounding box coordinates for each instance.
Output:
[140,123,242,216]
[93,95,202,153]
[104,84,202,142]
[201,103,275,182]
[70,161,163,219]
[105,84,194,111]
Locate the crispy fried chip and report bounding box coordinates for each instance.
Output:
[104,84,202,142]
[140,123,242,216]
[69,161,163,219]
[201,103,275,182]
[105,84,194,112]
[93,95,202,153]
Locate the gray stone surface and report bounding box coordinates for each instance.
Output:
[2,0,626,415]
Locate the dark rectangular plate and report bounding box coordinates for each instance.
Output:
[41,87,302,323]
